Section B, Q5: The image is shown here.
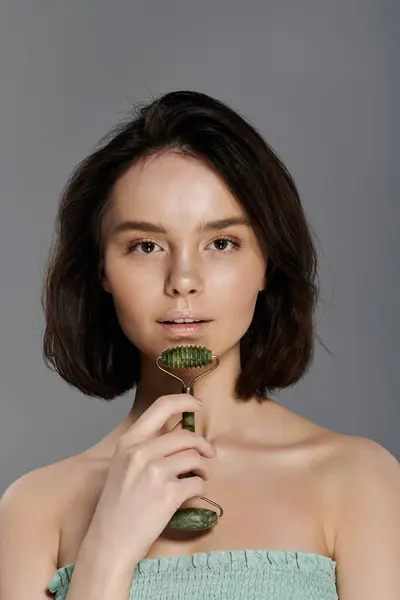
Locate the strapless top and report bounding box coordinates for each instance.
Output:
[48,548,338,599]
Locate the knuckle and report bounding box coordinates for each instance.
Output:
[180,428,198,440]
[159,394,175,405]
[176,429,191,441]
[129,445,146,465]
[156,394,169,405]
[147,459,164,481]
[165,480,180,504]
[190,448,201,460]
[115,439,147,467]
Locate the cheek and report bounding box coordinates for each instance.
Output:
[103,258,152,324]
[211,264,262,326]
[212,262,262,300]
[207,266,262,354]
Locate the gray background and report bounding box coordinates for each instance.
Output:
[1,1,398,495]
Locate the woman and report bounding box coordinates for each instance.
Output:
[0,91,399,600]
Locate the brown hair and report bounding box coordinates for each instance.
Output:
[41,90,325,402]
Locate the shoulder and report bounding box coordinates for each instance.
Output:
[328,433,399,490]
[0,461,66,590]
[0,452,92,534]
[342,433,400,506]
[308,431,399,565]
[319,435,400,595]
[0,455,95,597]
[1,457,73,521]
[287,400,400,483]
[318,433,400,545]
[1,450,91,498]
[314,431,399,500]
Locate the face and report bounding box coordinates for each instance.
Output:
[100,152,267,366]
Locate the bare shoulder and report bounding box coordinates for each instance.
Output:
[312,430,400,536]
[318,434,400,595]
[1,452,88,508]
[337,433,400,503]
[276,401,399,477]
[1,450,104,529]
[308,424,400,491]
[274,401,399,501]
[320,431,399,484]
[0,453,88,547]
[0,455,90,599]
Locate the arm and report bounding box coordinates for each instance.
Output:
[0,468,139,600]
[333,437,400,599]
[0,469,60,599]
[62,533,137,600]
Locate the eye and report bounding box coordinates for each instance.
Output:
[125,236,241,255]
[125,239,162,254]
[208,236,241,252]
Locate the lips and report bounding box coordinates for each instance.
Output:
[160,319,210,324]
[157,320,212,339]
[157,311,213,323]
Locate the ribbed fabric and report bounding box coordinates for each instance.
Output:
[48,549,338,599]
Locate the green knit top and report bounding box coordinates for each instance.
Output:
[48,548,338,599]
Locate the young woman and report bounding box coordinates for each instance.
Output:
[1,91,399,600]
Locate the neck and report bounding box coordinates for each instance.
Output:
[84,345,279,463]
[125,344,269,443]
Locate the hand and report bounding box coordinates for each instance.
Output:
[81,394,215,568]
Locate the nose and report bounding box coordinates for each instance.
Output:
[164,252,203,298]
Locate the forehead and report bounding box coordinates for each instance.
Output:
[108,152,243,222]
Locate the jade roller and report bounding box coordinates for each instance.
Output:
[156,345,224,531]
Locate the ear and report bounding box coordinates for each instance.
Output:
[259,271,267,292]
[99,270,112,294]
[260,258,271,291]
[102,279,112,293]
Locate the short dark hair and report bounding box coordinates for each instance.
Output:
[41,90,325,402]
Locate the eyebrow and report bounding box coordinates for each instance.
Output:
[111,216,250,236]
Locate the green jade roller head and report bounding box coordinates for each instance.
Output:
[156,345,224,531]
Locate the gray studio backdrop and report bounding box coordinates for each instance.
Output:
[1,1,398,495]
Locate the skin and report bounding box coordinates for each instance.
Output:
[62,149,338,565]
[100,150,271,446]
[1,150,399,600]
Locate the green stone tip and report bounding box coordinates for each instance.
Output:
[161,345,212,368]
